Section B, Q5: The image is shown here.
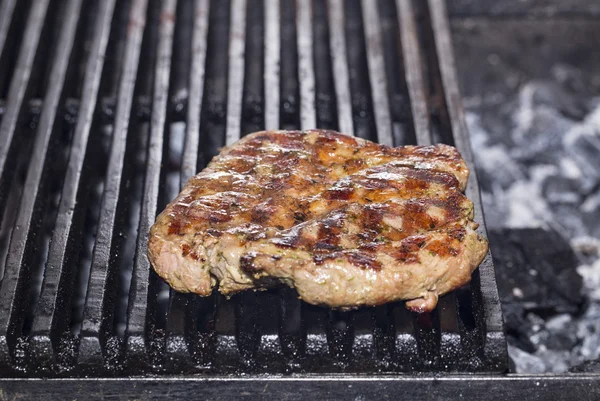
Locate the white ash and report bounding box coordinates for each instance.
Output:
[577,259,600,301]
[465,69,600,373]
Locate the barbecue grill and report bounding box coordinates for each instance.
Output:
[0,0,596,399]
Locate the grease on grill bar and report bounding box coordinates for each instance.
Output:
[0,0,507,376]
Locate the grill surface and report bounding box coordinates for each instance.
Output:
[0,0,507,376]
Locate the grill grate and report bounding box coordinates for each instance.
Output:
[0,0,507,376]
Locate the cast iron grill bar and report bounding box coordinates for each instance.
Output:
[361,0,393,146]
[296,0,316,130]
[427,0,506,367]
[225,0,247,146]
[0,0,80,370]
[177,0,214,368]
[326,0,353,135]
[181,0,210,183]
[0,0,17,57]
[0,0,50,231]
[396,0,431,146]
[165,0,210,370]
[79,0,148,367]
[28,0,116,371]
[391,0,466,369]
[263,0,280,131]
[126,0,176,371]
[322,0,355,361]
[273,0,306,366]
[223,0,266,363]
[0,0,24,100]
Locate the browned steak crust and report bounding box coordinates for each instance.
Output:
[148,130,488,312]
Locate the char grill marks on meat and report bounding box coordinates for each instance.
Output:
[148,130,488,312]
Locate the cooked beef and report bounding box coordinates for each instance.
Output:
[148,130,488,312]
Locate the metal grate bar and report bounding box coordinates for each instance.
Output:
[174,0,214,369]
[296,0,316,130]
[126,0,176,370]
[0,0,79,371]
[263,0,280,131]
[361,0,393,146]
[181,0,210,183]
[0,0,17,57]
[222,0,263,363]
[79,0,148,367]
[165,0,210,370]
[396,0,431,146]
[28,0,116,371]
[275,1,307,357]
[225,0,247,145]
[427,0,506,367]
[326,0,353,135]
[0,0,50,228]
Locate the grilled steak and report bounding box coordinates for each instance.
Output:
[148,130,488,312]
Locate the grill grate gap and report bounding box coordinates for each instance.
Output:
[313,0,338,131]
[279,0,300,130]
[377,0,417,146]
[240,0,264,137]
[198,0,230,165]
[413,0,454,146]
[0,0,32,99]
[343,0,377,142]
[163,0,196,372]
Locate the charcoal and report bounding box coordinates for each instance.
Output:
[571,236,600,265]
[564,118,600,192]
[489,228,583,313]
[474,145,527,190]
[542,175,582,205]
[582,191,600,239]
[569,359,600,373]
[479,191,508,229]
[524,313,550,349]
[545,315,579,350]
[503,304,537,352]
[577,259,600,300]
[511,106,573,164]
[576,303,600,361]
[535,348,571,373]
[549,203,590,240]
[552,65,588,100]
[525,79,588,120]
[508,345,546,374]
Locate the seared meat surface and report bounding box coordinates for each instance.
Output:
[148,130,488,312]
